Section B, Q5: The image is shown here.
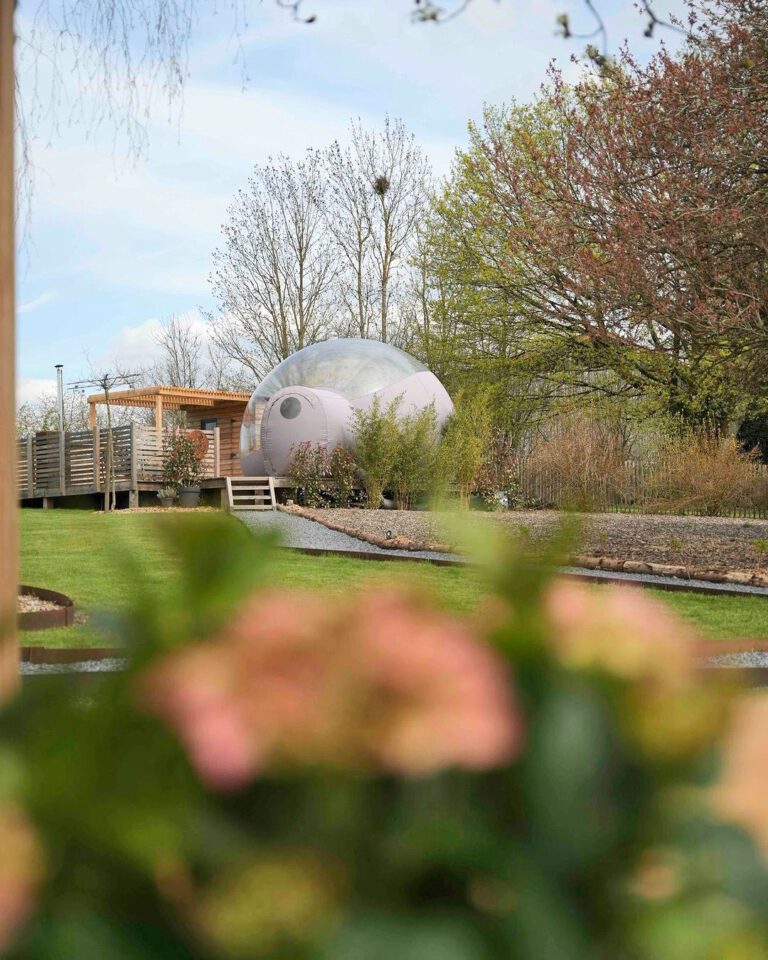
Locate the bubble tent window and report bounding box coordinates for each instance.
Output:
[280,397,302,420]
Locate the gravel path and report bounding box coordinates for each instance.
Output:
[706,651,768,668]
[20,658,127,676]
[237,510,768,596]
[238,510,458,562]
[298,508,768,573]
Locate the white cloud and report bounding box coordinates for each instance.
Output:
[18,291,55,315]
[98,317,163,370]
[17,378,57,406]
[96,309,209,370]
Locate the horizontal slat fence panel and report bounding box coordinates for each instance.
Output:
[18,426,222,499]
[17,439,30,496]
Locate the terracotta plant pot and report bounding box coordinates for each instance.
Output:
[178,487,201,508]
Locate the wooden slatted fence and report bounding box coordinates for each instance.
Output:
[18,426,220,499]
[516,459,768,519]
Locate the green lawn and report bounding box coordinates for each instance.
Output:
[19,509,768,647]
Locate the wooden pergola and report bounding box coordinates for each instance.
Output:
[87,386,252,434]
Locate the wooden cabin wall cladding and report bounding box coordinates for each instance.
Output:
[184,401,244,478]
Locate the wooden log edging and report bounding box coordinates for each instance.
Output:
[279,506,768,593]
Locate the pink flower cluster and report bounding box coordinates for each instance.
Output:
[546,581,700,684]
[138,588,522,790]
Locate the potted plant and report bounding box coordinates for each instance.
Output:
[157,486,177,508]
[162,430,207,508]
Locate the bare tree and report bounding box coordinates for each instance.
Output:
[343,118,431,344]
[149,314,205,388]
[323,138,377,339]
[208,151,337,380]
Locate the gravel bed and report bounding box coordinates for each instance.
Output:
[705,651,768,668]
[298,509,768,572]
[239,510,458,562]
[18,594,59,614]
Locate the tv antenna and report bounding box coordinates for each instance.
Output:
[68,371,144,512]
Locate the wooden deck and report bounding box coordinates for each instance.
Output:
[16,425,294,508]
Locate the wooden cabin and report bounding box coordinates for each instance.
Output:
[87,386,251,478]
[16,386,255,509]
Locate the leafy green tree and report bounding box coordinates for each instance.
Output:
[410,103,565,445]
[432,1,768,430]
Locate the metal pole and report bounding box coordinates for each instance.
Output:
[0,0,17,700]
[55,364,65,433]
[56,365,66,495]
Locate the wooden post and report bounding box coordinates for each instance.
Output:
[155,394,163,437]
[25,436,33,499]
[93,427,101,493]
[213,426,221,478]
[130,421,138,495]
[88,401,96,430]
[0,0,17,698]
[155,393,163,458]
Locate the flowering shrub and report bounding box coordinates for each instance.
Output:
[162,429,206,489]
[1,516,768,959]
[473,432,539,510]
[288,443,358,508]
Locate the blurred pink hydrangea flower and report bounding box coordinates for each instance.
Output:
[0,806,44,955]
[712,693,768,858]
[138,588,522,790]
[545,580,726,758]
[545,581,699,684]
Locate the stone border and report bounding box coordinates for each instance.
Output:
[280,506,768,590]
[19,586,76,632]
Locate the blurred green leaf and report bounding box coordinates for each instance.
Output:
[325,913,489,960]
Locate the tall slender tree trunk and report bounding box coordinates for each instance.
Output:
[0,0,17,700]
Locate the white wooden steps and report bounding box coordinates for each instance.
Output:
[225,476,276,511]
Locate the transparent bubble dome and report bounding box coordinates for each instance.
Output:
[241,339,428,459]
[254,338,427,401]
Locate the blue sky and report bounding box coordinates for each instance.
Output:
[15,0,687,403]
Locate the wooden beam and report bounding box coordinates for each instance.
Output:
[0,0,17,699]
[88,402,97,429]
[213,426,221,477]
